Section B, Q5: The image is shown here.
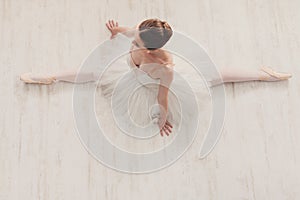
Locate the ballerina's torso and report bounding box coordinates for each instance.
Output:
[127,43,173,81]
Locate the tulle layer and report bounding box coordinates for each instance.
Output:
[98,55,203,136]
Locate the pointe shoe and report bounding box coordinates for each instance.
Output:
[20,72,56,85]
[260,66,292,81]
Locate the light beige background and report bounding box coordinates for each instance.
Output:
[1,0,300,199]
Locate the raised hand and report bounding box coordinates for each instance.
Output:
[105,19,119,39]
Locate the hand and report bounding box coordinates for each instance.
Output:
[105,20,119,39]
[158,118,173,136]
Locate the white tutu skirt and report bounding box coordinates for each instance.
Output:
[98,54,209,138]
[75,33,221,165]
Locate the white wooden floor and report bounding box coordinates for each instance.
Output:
[1,0,300,199]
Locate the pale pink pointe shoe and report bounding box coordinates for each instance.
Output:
[260,66,292,81]
[20,72,57,85]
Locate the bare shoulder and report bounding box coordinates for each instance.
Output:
[159,49,174,64]
[149,60,174,82]
[156,50,174,76]
[156,61,174,85]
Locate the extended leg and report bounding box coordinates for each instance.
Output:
[53,69,98,83]
[20,69,98,84]
[209,66,292,87]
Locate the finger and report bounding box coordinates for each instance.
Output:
[160,129,163,137]
[116,21,119,27]
[106,24,110,30]
[163,127,169,136]
[165,125,172,133]
[164,123,172,131]
[109,20,114,28]
[166,125,172,134]
[111,20,115,27]
[106,23,111,30]
[166,121,173,128]
[165,122,172,129]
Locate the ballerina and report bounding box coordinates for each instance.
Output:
[20,18,292,137]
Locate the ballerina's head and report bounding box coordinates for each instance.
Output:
[132,18,173,52]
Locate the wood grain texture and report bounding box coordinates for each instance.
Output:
[1,0,300,199]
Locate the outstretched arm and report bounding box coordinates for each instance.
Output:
[105,20,137,39]
[157,66,174,136]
